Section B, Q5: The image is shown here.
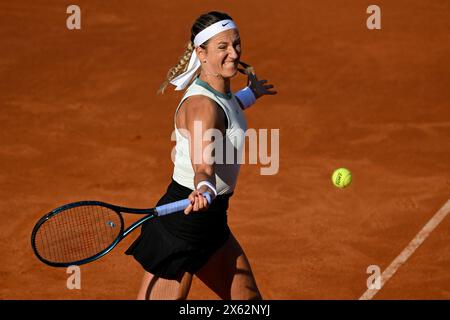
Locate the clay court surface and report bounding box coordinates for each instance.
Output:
[1,1,450,299]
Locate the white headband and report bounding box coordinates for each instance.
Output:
[170,19,238,91]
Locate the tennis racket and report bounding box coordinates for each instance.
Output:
[31,194,211,267]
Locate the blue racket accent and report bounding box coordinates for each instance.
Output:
[155,193,212,216]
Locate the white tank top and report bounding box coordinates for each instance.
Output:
[172,76,248,195]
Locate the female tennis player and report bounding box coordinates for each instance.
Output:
[126,11,276,300]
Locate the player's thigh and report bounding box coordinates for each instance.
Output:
[195,233,262,300]
[137,271,193,300]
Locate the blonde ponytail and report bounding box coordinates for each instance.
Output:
[158,42,196,94]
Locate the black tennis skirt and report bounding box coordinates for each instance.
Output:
[125,179,232,280]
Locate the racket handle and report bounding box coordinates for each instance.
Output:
[155,192,212,216]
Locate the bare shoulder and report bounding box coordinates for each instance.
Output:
[178,95,226,132]
[183,95,219,116]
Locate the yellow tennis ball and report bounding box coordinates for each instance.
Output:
[332,168,352,188]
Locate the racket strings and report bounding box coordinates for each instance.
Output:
[34,205,122,264]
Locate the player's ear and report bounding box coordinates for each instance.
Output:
[196,46,206,63]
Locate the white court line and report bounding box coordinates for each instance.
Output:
[359,199,450,300]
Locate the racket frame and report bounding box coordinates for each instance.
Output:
[31,200,156,267]
[31,194,209,267]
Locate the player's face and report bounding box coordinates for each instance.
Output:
[200,29,241,78]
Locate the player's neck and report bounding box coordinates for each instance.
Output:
[199,73,231,94]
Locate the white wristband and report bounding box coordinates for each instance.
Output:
[235,86,256,109]
[196,180,217,198]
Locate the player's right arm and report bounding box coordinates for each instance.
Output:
[177,95,227,214]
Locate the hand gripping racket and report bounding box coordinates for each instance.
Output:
[31,194,211,267]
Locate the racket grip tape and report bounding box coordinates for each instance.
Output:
[155,192,212,216]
